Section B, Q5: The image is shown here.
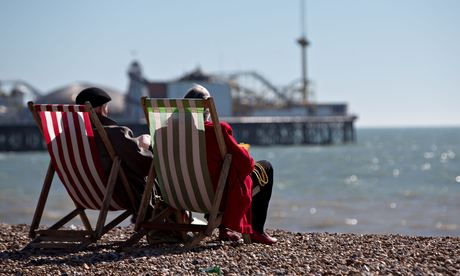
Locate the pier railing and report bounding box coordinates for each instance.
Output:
[225,115,357,145]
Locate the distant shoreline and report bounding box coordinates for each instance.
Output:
[1,223,459,274]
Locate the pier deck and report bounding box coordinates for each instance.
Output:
[0,116,357,151]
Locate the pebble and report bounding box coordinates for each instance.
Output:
[0,223,459,274]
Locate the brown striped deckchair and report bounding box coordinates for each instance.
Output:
[124,97,232,248]
[25,102,137,250]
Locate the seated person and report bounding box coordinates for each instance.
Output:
[184,84,277,245]
[76,87,153,219]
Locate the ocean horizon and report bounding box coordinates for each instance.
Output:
[1,127,459,237]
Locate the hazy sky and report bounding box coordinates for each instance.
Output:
[1,1,459,127]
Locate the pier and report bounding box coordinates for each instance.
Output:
[0,116,356,151]
[227,116,356,145]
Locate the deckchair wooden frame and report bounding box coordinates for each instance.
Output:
[25,101,138,250]
[123,97,232,248]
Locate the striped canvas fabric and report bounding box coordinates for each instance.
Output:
[34,104,124,210]
[144,98,215,213]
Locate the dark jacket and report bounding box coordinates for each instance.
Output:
[94,115,153,210]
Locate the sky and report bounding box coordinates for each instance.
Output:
[1,0,459,127]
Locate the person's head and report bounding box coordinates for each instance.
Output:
[76,87,111,116]
[184,84,211,100]
[184,84,211,121]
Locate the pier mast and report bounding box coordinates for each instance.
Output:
[297,0,310,105]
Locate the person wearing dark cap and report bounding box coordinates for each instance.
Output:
[184,84,277,245]
[76,87,153,220]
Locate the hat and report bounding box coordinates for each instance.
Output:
[75,87,111,107]
[184,84,210,99]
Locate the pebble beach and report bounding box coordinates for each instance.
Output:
[1,224,460,275]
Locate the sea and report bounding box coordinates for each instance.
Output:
[1,127,459,237]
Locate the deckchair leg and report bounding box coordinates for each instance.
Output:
[122,207,175,249]
[207,154,232,227]
[95,158,121,238]
[206,215,223,236]
[79,209,93,231]
[48,208,82,230]
[120,229,149,249]
[24,208,90,251]
[102,210,131,236]
[135,162,156,231]
[29,162,55,238]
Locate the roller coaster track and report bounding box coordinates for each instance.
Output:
[226,71,288,101]
[0,80,42,96]
[218,71,309,108]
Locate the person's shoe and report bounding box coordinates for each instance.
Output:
[250,231,277,245]
[219,228,241,241]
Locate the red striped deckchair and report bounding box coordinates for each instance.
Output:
[124,97,233,248]
[26,102,137,249]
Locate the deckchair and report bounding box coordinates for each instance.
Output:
[25,102,137,250]
[124,97,232,248]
